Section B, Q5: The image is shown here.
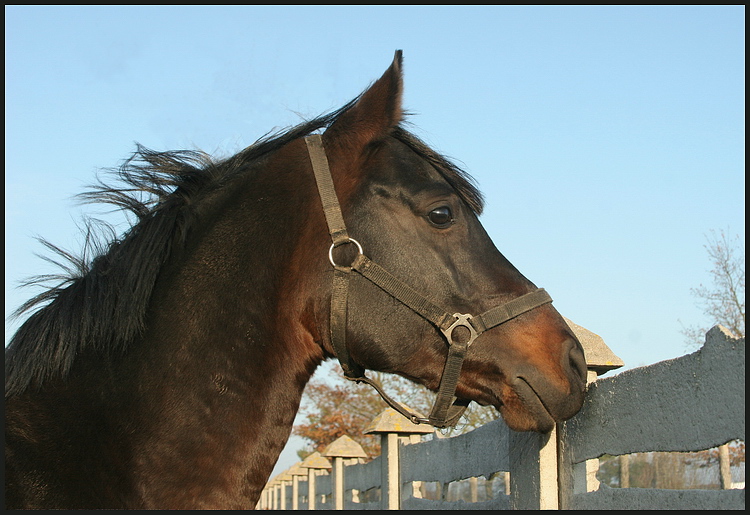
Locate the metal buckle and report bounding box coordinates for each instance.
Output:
[441,313,479,347]
[328,238,363,269]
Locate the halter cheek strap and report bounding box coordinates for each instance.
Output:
[305,134,552,428]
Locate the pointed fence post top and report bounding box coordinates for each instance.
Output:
[322,434,369,459]
[563,317,624,375]
[287,462,308,476]
[363,407,436,435]
[299,451,332,470]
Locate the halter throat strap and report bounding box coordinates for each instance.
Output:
[305,134,552,427]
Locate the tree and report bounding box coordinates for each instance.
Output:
[681,229,745,350]
[293,361,500,460]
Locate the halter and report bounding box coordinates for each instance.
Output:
[305,134,553,427]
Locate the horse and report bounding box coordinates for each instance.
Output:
[5,51,587,509]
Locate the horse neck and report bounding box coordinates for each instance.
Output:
[116,142,328,506]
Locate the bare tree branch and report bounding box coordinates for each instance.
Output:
[681,229,745,350]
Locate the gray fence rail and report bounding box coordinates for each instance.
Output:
[261,326,744,510]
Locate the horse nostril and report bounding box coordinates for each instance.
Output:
[567,339,588,384]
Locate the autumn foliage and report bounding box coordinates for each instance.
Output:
[292,362,500,461]
[293,373,384,458]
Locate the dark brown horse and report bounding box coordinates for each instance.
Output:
[5,51,586,509]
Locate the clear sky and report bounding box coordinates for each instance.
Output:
[4,6,745,477]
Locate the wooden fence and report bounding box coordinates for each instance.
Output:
[260,325,744,510]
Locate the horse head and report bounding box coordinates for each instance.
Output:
[305,51,587,432]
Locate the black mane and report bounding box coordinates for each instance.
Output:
[5,102,483,398]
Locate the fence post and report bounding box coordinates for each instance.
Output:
[571,369,602,496]
[265,474,284,510]
[300,451,332,510]
[364,408,434,510]
[558,318,624,509]
[286,463,307,510]
[278,472,292,510]
[322,435,369,509]
[619,454,630,488]
[718,443,732,489]
[509,425,558,509]
[271,477,279,510]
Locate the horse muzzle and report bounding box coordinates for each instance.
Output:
[501,336,587,432]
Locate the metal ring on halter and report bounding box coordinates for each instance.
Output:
[328,238,364,268]
[441,313,479,347]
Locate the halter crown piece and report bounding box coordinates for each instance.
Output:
[305,134,553,428]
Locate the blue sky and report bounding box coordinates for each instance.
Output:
[5,6,745,476]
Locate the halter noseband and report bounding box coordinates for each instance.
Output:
[305,134,552,428]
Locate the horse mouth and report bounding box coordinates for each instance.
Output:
[497,378,556,433]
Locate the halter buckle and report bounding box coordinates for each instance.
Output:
[328,238,363,269]
[442,313,479,347]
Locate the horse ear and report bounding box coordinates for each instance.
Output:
[323,50,403,153]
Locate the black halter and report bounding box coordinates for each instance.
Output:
[305,134,553,427]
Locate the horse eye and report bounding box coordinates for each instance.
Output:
[427,206,454,227]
